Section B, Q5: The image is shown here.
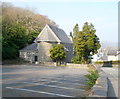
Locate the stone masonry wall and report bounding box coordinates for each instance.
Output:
[38,41,73,63]
[38,42,54,62]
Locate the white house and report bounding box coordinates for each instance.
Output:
[92,49,108,62]
[108,50,120,61]
[92,49,120,62]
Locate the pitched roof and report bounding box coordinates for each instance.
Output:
[19,43,37,51]
[34,24,73,44]
[108,50,117,55]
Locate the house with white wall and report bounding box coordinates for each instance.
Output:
[108,50,120,61]
[92,49,120,62]
[92,49,108,62]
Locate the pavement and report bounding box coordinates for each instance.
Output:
[101,67,119,98]
[2,64,89,97]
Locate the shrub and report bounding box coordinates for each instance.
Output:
[71,56,82,64]
[87,57,92,64]
[72,56,92,64]
[95,60,120,64]
[85,70,99,89]
[50,44,66,66]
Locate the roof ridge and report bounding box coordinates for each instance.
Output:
[35,24,73,44]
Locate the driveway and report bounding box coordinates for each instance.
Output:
[2,64,89,97]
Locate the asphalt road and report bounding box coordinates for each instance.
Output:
[101,67,119,98]
[2,65,89,97]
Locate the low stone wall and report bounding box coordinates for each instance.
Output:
[66,63,88,69]
[39,62,56,66]
[39,62,88,69]
[94,63,119,68]
[88,70,108,97]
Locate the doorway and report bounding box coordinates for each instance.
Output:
[35,56,38,62]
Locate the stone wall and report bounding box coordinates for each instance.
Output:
[38,41,54,62]
[38,42,73,63]
[38,62,88,69]
[95,63,119,68]
[66,63,88,69]
[19,51,38,62]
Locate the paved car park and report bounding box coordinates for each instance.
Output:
[2,65,89,97]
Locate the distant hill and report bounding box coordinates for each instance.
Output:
[2,2,57,34]
[100,41,119,50]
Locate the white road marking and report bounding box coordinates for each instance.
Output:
[32,79,85,86]
[23,82,84,90]
[6,87,74,97]
[33,77,84,82]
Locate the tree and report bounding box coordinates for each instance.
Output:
[73,22,101,64]
[2,3,58,60]
[69,31,73,38]
[2,2,57,35]
[2,22,28,59]
[73,23,79,38]
[27,30,40,44]
[72,24,80,55]
[50,44,66,66]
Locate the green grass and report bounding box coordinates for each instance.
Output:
[95,60,120,64]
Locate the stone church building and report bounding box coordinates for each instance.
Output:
[19,24,73,63]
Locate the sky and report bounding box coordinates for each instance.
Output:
[2,0,118,43]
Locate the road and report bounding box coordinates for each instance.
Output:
[101,67,119,98]
[2,64,89,97]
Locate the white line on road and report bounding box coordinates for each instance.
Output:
[23,82,84,90]
[31,79,85,86]
[6,87,74,97]
[32,76,84,82]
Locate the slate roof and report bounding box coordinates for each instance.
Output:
[34,24,73,44]
[20,25,73,51]
[108,50,117,55]
[20,43,37,51]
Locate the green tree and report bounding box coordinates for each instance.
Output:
[73,23,79,38]
[73,22,101,64]
[50,44,66,66]
[72,24,79,55]
[2,22,28,59]
[2,3,57,60]
[27,30,40,44]
[69,31,73,38]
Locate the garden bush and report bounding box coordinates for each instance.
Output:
[71,56,82,64]
[85,70,99,89]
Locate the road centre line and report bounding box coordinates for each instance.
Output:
[6,87,74,97]
[23,82,84,90]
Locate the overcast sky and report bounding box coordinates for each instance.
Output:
[2,0,118,43]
